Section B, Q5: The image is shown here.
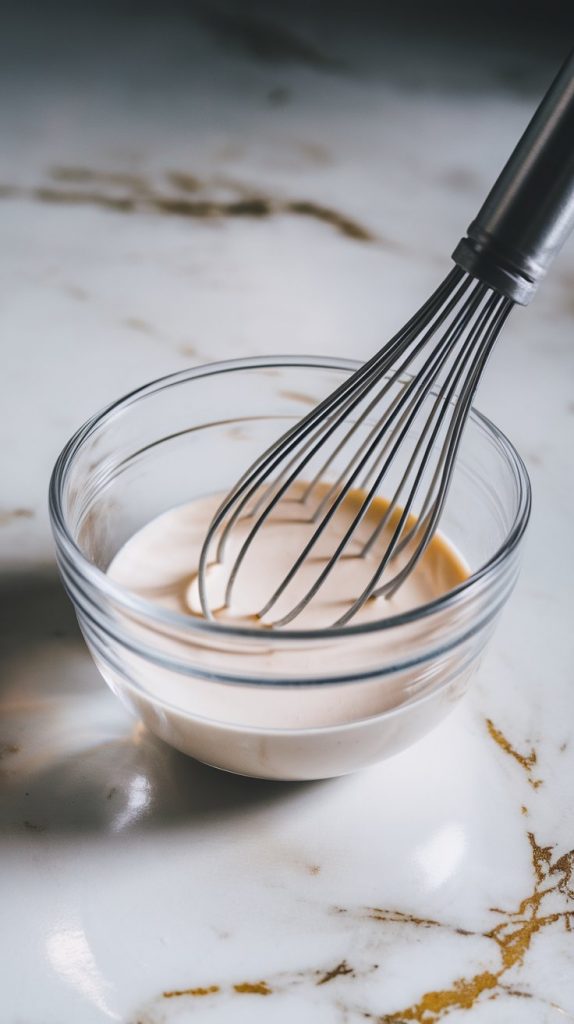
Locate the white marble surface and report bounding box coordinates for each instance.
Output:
[2,4,574,1021]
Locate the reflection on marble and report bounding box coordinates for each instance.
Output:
[2,2,574,1021]
[46,921,119,1022]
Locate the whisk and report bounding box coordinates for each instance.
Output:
[199,51,574,629]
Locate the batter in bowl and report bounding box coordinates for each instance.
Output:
[101,483,471,777]
[109,482,467,632]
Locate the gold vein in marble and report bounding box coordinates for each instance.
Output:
[381,833,574,1021]
[0,168,378,243]
[233,981,272,995]
[163,985,219,998]
[486,717,543,788]
[366,908,478,938]
[154,961,372,1014]
[147,837,574,1024]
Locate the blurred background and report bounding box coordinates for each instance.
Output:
[1,0,574,570]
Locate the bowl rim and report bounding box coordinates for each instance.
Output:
[49,354,532,643]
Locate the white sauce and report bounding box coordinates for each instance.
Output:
[104,485,469,779]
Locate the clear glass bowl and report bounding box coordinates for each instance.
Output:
[49,357,531,780]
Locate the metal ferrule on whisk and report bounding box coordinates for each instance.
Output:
[453,50,574,304]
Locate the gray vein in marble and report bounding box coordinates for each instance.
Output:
[194,6,347,72]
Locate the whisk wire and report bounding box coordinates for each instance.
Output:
[213,272,471,610]
[334,294,512,625]
[374,298,513,603]
[197,268,514,628]
[360,288,500,559]
[198,269,465,618]
[301,270,473,507]
[264,284,491,626]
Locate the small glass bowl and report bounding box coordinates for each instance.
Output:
[49,357,531,780]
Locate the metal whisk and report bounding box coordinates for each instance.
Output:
[199,51,574,629]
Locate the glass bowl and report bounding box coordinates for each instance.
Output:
[49,357,531,781]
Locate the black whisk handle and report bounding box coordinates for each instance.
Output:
[453,49,574,305]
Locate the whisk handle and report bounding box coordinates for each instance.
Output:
[453,49,574,305]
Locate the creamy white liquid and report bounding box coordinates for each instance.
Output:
[104,486,469,779]
[110,484,467,630]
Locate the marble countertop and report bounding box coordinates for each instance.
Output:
[2,4,574,1021]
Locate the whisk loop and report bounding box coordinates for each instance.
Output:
[198,269,512,627]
